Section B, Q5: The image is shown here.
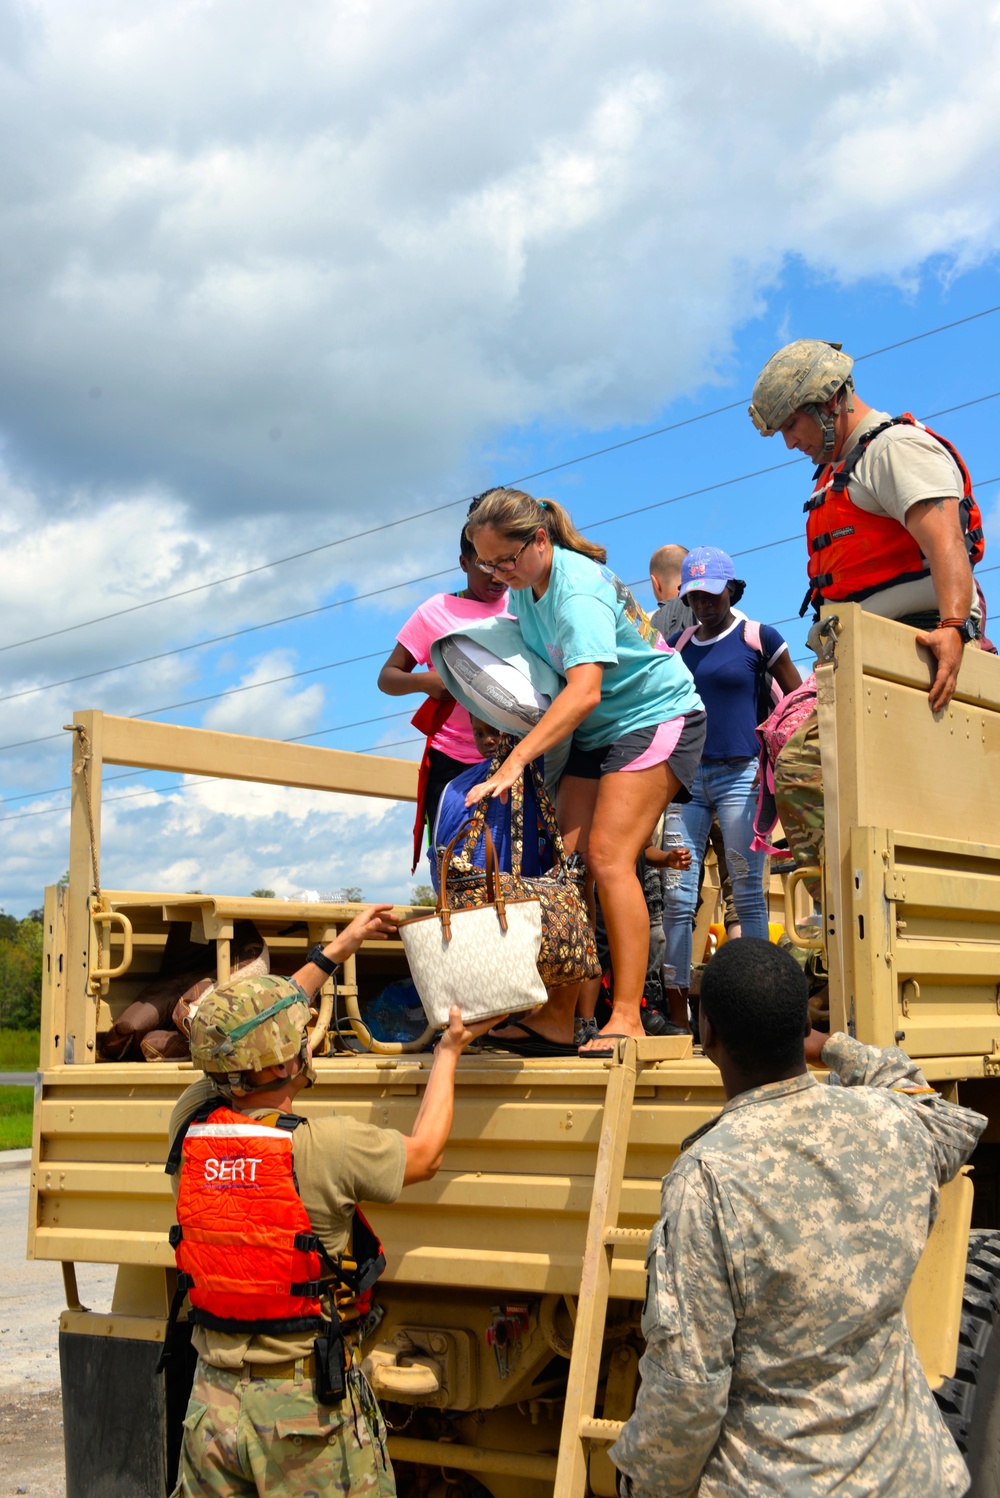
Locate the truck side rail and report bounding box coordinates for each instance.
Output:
[819,605,1000,1067]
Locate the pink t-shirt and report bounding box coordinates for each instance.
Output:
[397,591,510,763]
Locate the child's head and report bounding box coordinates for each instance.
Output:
[471,715,501,759]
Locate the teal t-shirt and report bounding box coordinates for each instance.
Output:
[509,547,702,750]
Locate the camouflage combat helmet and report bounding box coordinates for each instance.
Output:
[749,340,855,455]
[190,974,314,1096]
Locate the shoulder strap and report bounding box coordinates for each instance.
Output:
[164,1093,225,1176]
[674,624,698,652]
[256,1110,306,1133]
[829,418,896,492]
[742,619,763,655]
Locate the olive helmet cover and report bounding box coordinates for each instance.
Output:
[190,974,314,1095]
[748,340,855,437]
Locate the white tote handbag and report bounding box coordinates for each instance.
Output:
[398,825,548,1027]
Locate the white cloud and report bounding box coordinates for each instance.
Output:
[3,0,1000,911]
[87,776,416,909]
[3,0,999,522]
[199,651,325,740]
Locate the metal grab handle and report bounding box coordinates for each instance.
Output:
[338,985,437,1055]
[783,867,825,951]
[89,908,134,983]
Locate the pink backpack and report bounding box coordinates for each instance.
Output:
[750,671,818,856]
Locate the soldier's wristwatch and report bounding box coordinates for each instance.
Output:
[305,943,338,976]
[939,617,977,644]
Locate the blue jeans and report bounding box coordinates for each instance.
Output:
[662,757,768,987]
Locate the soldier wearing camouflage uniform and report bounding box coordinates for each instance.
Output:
[167,904,493,1498]
[748,339,986,877]
[610,938,986,1498]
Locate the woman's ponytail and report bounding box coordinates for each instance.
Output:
[465,488,606,564]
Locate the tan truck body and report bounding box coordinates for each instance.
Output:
[28,604,1000,1496]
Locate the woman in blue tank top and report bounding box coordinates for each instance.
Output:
[464,488,706,1056]
[661,547,801,1030]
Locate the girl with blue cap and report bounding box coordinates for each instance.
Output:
[661,547,801,1029]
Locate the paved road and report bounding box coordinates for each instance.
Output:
[0,1071,35,1086]
[0,1157,116,1392]
[0,1155,117,1496]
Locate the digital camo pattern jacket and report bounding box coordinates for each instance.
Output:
[610,1036,987,1498]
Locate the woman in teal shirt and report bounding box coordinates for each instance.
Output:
[464,487,705,1056]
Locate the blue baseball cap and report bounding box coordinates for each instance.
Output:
[679,546,735,597]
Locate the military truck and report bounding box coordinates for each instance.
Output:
[27,604,1000,1497]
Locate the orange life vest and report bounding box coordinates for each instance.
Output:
[801,415,984,617]
[173,1103,325,1334]
[159,1098,386,1399]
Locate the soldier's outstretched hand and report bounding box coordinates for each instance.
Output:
[440,1005,507,1054]
[335,903,397,956]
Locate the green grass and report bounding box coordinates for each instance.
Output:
[0,1030,39,1070]
[0,1084,34,1150]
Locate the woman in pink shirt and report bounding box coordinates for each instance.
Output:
[378,515,509,847]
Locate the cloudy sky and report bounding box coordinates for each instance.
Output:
[2,0,999,914]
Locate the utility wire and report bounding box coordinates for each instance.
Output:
[1,449,996,759]
[10,486,1000,815]
[0,704,410,757]
[0,735,423,825]
[4,388,997,716]
[3,305,997,658]
[0,461,805,710]
[0,586,450,708]
[0,398,996,762]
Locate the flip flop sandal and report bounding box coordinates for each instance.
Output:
[577,1032,634,1059]
[479,1022,579,1058]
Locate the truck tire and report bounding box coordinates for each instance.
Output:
[934,1231,1000,1496]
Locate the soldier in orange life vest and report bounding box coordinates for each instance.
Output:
[747,340,988,900]
[749,339,986,713]
[163,904,498,1498]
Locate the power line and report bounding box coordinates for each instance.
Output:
[1,457,995,762]
[0,460,800,710]
[1,399,996,763]
[0,735,423,825]
[0,580,452,709]
[853,305,1000,362]
[5,387,996,718]
[0,704,411,757]
[3,304,997,659]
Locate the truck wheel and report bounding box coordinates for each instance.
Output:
[934,1231,1000,1495]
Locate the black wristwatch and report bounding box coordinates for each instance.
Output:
[939,616,978,643]
[305,943,338,976]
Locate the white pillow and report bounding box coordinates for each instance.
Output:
[438,635,551,734]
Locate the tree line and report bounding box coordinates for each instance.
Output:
[0,909,43,1029]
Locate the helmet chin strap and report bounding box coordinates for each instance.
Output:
[805,402,837,457]
[299,1030,317,1089]
[227,1036,314,1099]
[805,380,854,458]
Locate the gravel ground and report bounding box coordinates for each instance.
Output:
[0,1155,116,1497]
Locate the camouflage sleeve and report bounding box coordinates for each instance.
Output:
[609,1160,735,1498]
[822,1032,986,1185]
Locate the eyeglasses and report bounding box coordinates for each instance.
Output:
[474,535,534,576]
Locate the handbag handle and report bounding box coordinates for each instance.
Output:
[524,757,573,876]
[437,821,507,940]
[459,733,516,863]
